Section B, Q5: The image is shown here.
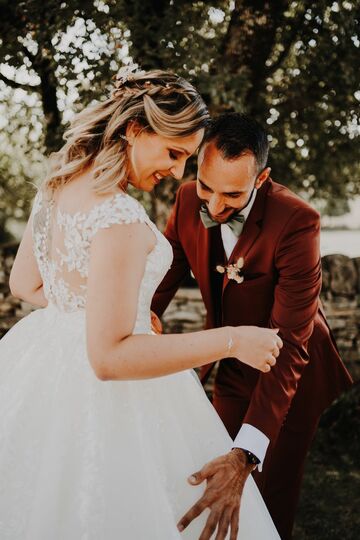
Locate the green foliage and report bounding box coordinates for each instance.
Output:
[0,0,359,233]
[0,88,45,240]
[116,0,360,214]
[0,0,130,151]
[262,1,360,201]
[0,0,130,234]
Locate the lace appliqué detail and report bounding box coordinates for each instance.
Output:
[31,190,172,321]
[32,192,56,303]
[55,195,147,278]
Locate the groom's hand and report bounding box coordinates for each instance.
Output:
[177,448,255,540]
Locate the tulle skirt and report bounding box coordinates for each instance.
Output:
[0,305,279,539]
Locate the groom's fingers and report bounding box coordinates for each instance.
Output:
[199,509,220,540]
[214,507,232,540]
[177,496,207,532]
[230,506,240,540]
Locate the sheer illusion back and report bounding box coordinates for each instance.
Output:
[31,189,173,331]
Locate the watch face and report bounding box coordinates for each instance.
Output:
[232,448,260,465]
[245,451,260,465]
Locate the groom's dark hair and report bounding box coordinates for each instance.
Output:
[201,113,269,173]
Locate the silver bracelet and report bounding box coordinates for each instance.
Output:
[227,327,234,357]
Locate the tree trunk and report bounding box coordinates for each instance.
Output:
[123,0,169,71]
[36,53,63,154]
[218,0,287,116]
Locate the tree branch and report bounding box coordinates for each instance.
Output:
[20,43,37,64]
[0,71,40,92]
[266,1,313,76]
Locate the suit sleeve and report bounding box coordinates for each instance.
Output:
[243,207,322,443]
[151,186,191,318]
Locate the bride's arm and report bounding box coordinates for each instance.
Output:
[9,217,48,308]
[86,222,281,381]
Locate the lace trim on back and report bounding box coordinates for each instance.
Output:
[32,190,149,312]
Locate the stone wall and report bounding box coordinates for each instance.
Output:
[321,254,360,379]
[1,242,359,380]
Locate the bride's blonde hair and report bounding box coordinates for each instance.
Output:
[44,69,210,194]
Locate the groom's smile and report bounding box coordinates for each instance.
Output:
[197,141,270,222]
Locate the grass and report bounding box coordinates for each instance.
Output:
[294,384,360,539]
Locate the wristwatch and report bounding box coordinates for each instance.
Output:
[239,448,260,466]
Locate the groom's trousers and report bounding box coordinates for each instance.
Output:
[212,372,320,540]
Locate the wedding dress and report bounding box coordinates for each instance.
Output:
[0,189,280,539]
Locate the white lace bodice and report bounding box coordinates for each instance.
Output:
[31,190,173,333]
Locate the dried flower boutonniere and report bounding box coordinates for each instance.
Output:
[216,257,245,284]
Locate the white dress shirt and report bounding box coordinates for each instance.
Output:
[220,187,257,260]
[220,189,270,470]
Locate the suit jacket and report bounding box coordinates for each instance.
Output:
[151,179,353,443]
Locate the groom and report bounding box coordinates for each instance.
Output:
[151,113,352,539]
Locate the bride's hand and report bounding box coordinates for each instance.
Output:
[229,326,283,373]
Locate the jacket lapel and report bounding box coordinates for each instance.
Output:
[223,179,271,291]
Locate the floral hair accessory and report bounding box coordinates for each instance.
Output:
[114,65,146,87]
[216,257,244,284]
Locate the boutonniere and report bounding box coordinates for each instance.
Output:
[216,257,245,284]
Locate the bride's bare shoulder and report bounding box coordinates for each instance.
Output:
[53,169,126,214]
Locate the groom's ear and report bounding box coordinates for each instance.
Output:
[255,167,271,189]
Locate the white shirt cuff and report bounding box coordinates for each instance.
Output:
[233,423,270,472]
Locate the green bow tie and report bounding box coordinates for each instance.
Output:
[199,204,245,237]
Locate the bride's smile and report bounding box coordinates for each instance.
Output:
[125,125,204,192]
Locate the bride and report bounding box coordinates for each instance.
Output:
[0,69,281,539]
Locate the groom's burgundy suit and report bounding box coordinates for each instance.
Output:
[151,179,352,539]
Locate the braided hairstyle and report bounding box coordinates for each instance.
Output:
[44,70,210,194]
